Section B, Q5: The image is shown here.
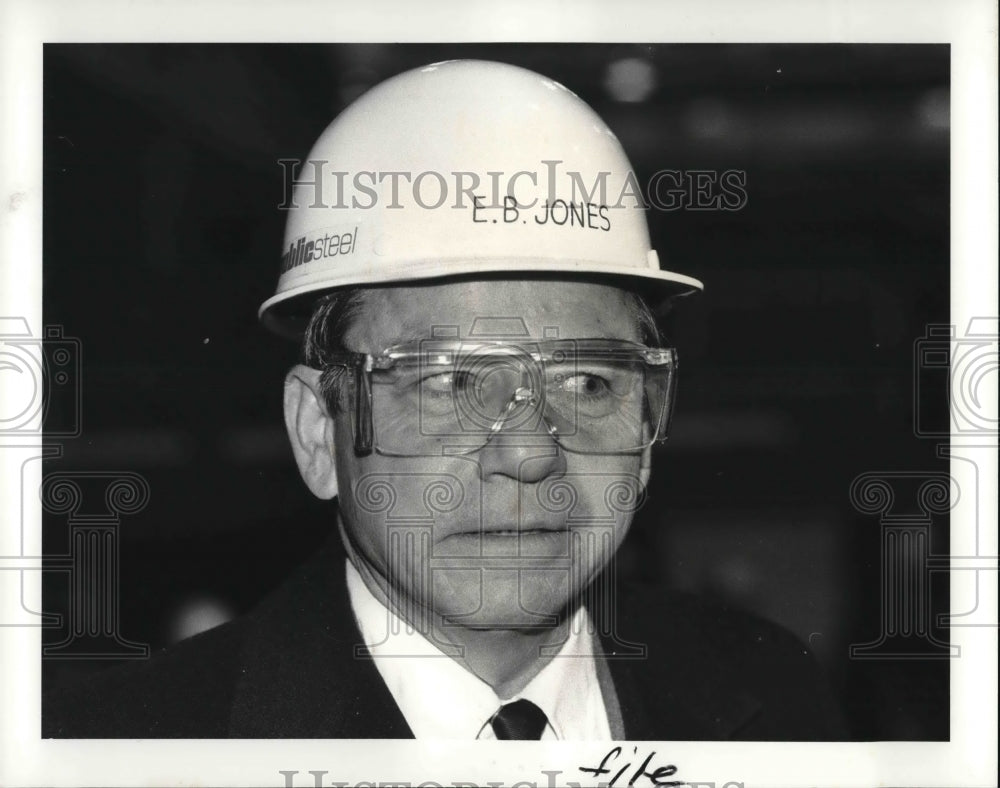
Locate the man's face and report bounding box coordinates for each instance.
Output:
[332,279,653,632]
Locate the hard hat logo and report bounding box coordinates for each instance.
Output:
[280,225,360,277]
[259,59,704,337]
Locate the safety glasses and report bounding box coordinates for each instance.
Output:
[317,339,679,457]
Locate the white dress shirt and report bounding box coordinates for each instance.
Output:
[345,559,612,740]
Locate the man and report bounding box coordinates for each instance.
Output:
[44,60,845,739]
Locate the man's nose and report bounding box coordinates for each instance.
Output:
[474,434,566,482]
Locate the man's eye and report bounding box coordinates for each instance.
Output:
[421,370,472,396]
[561,373,612,397]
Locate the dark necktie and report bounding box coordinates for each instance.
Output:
[490,699,549,740]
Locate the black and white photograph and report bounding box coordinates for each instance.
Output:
[1,3,996,788]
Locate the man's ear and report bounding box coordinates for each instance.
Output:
[283,364,339,500]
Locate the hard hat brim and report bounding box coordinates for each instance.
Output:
[258,258,704,339]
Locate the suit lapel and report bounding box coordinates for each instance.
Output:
[595,591,763,740]
[600,639,719,740]
[228,538,412,738]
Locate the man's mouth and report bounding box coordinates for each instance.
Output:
[449,525,568,538]
[481,528,558,536]
[432,526,575,560]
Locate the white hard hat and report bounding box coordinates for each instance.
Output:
[259,59,703,337]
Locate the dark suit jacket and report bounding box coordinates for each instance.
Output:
[43,537,848,739]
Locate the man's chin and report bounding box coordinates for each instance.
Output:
[440,605,568,634]
[431,576,579,632]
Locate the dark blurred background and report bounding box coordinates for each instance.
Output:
[41,44,950,739]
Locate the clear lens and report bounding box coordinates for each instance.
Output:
[360,340,675,456]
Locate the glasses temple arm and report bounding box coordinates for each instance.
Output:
[354,357,374,456]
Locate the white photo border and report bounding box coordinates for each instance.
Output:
[1,1,996,786]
